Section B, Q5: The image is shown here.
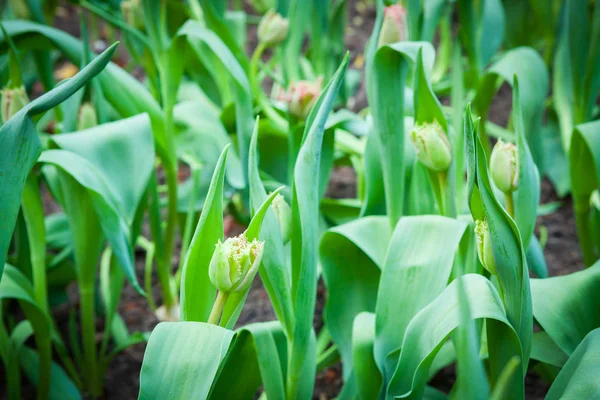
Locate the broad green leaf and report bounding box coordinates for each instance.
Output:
[20,347,81,400]
[210,321,287,399]
[366,40,435,226]
[386,274,520,400]
[531,332,568,368]
[375,216,467,380]
[138,322,235,400]
[531,263,600,355]
[39,113,154,293]
[0,42,117,278]
[546,328,600,400]
[569,120,600,265]
[352,312,381,400]
[287,54,349,398]
[321,216,391,390]
[465,106,532,395]
[245,119,294,336]
[180,145,229,322]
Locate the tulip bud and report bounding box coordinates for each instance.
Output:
[410,121,452,172]
[121,0,145,30]
[249,0,275,13]
[77,102,98,131]
[208,234,264,293]
[272,193,291,243]
[490,140,519,193]
[279,78,322,119]
[257,9,289,48]
[8,0,31,19]
[377,4,408,47]
[1,86,29,122]
[475,220,496,275]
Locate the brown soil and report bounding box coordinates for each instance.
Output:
[3,1,583,399]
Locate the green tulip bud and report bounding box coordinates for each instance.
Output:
[121,0,145,30]
[272,193,291,243]
[77,102,98,131]
[1,86,29,123]
[475,219,496,275]
[377,4,408,47]
[490,140,519,193]
[249,0,275,13]
[8,0,31,19]
[410,121,452,172]
[257,9,289,48]
[208,234,264,293]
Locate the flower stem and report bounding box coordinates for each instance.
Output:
[207,291,229,325]
[436,172,448,217]
[505,192,515,218]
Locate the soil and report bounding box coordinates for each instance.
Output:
[3,1,584,399]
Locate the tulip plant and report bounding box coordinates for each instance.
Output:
[1,0,600,399]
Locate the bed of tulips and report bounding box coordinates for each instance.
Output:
[1,0,600,399]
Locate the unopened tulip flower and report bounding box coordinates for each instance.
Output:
[475,219,496,275]
[121,0,145,30]
[208,234,264,293]
[1,86,29,122]
[377,4,408,47]
[77,102,98,131]
[490,140,519,193]
[272,193,291,243]
[279,78,322,119]
[411,120,452,172]
[258,9,289,48]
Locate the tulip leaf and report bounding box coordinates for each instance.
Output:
[39,114,155,293]
[546,328,600,400]
[321,216,391,394]
[531,262,600,356]
[180,145,229,322]
[386,274,520,399]
[465,105,532,397]
[138,322,235,400]
[287,53,349,398]
[0,42,117,279]
[352,312,381,400]
[375,216,468,381]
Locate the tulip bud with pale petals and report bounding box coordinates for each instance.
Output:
[410,120,452,172]
[208,234,264,293]
[272,193,291,243]
[490,140,519,193]
[278,78,322,119]
[1,86,29,122]
[475,219,496,275]
[258,9,289,48]
[77,103,98,131]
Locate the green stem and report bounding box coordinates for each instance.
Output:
[436,172,448,217]
[505,193,515,218]
[80,284,100,398]
[574,201,598,267]
[250,42,288,134]
[207,291,229,325]
[34,336,52,400]
[175,166,202,292]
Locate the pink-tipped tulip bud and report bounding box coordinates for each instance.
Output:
[121,0,145,30]
[258,9,289,48]
[490,140,519,193]
[1,86,29,122]
[410,121,452,172]
[475,219,496,275]
[279,78,322,119]
[77,102,98,131]
[378,4,408,47]
[208,234,264,293]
